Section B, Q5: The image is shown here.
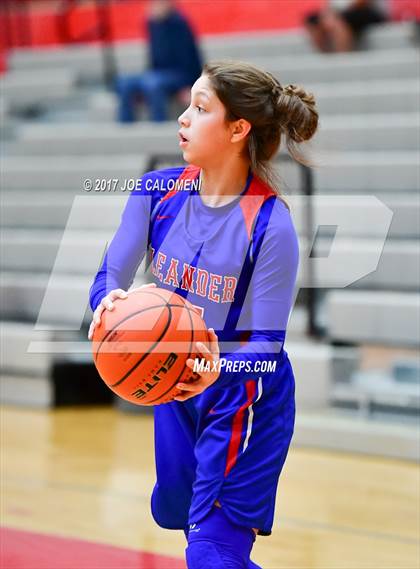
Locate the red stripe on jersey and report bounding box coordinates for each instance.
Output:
[159,164,200,203]
[239,174,276,240]
[239,195,264,240]
[224,380,257,477]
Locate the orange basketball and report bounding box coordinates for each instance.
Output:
[91,287,210,406]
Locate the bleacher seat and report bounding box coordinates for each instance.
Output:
[2,69,78,112]
[326,290,420,346]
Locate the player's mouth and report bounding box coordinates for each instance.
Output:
[178,131,189,147]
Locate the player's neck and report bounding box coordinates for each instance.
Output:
[198,159,251,208]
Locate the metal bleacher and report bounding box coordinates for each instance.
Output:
[1,22,419,460]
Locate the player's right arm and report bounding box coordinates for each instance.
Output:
[88,172,159,339]
[89,189,152,310]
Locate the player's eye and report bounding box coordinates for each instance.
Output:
[196,105,205,113]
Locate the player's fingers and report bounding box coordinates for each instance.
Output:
[195,341,213,361]
[104,289,126,308]
[93,303,105,324]
[174,386,201,401]
[185,358,197,369]
[89,289,127,339]
[174,393,194,402]
[101,297,115,311]
[196,341,210,354]
[113,288,128,299]
[175,381,200,392]
[88,321,95,340]
[208,328,220,357]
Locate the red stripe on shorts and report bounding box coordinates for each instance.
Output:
[224,380,257,477]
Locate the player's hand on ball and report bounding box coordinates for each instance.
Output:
[88,283,157,340]
[174,328,220,401]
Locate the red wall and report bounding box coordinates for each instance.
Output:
[1,0,418,73]
[2,0,326,49]
[2,0,419,51]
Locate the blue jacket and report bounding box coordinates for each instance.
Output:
[148,10,202,84]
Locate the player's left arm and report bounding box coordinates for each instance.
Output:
[175,202,299,399]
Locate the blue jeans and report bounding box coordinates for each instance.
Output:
[115,69,190,122]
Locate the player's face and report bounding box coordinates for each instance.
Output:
[177,75,237,167]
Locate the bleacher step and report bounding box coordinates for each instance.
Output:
[7,22,416,78]
[85,78,420,122]
[4,112,418,156]
[293,409,419,461]
[332,370,420,412]
[326,290,420,347]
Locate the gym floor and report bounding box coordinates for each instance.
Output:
[1,405,419,568]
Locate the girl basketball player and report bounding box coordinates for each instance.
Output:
[89,61,318,568]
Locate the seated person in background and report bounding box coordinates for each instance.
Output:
[116,0,202,122]
[304,0,389,53]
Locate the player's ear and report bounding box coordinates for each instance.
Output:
[230,118,251,144]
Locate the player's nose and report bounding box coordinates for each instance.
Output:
[178,111,190,127]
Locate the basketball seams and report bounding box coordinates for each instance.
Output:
[94,303,171,364]
[93,288,210,405]
[109,304,173,388]
[145,304,197,405]
[95,289,188,363]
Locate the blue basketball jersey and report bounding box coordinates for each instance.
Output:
[89,164,299,535]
